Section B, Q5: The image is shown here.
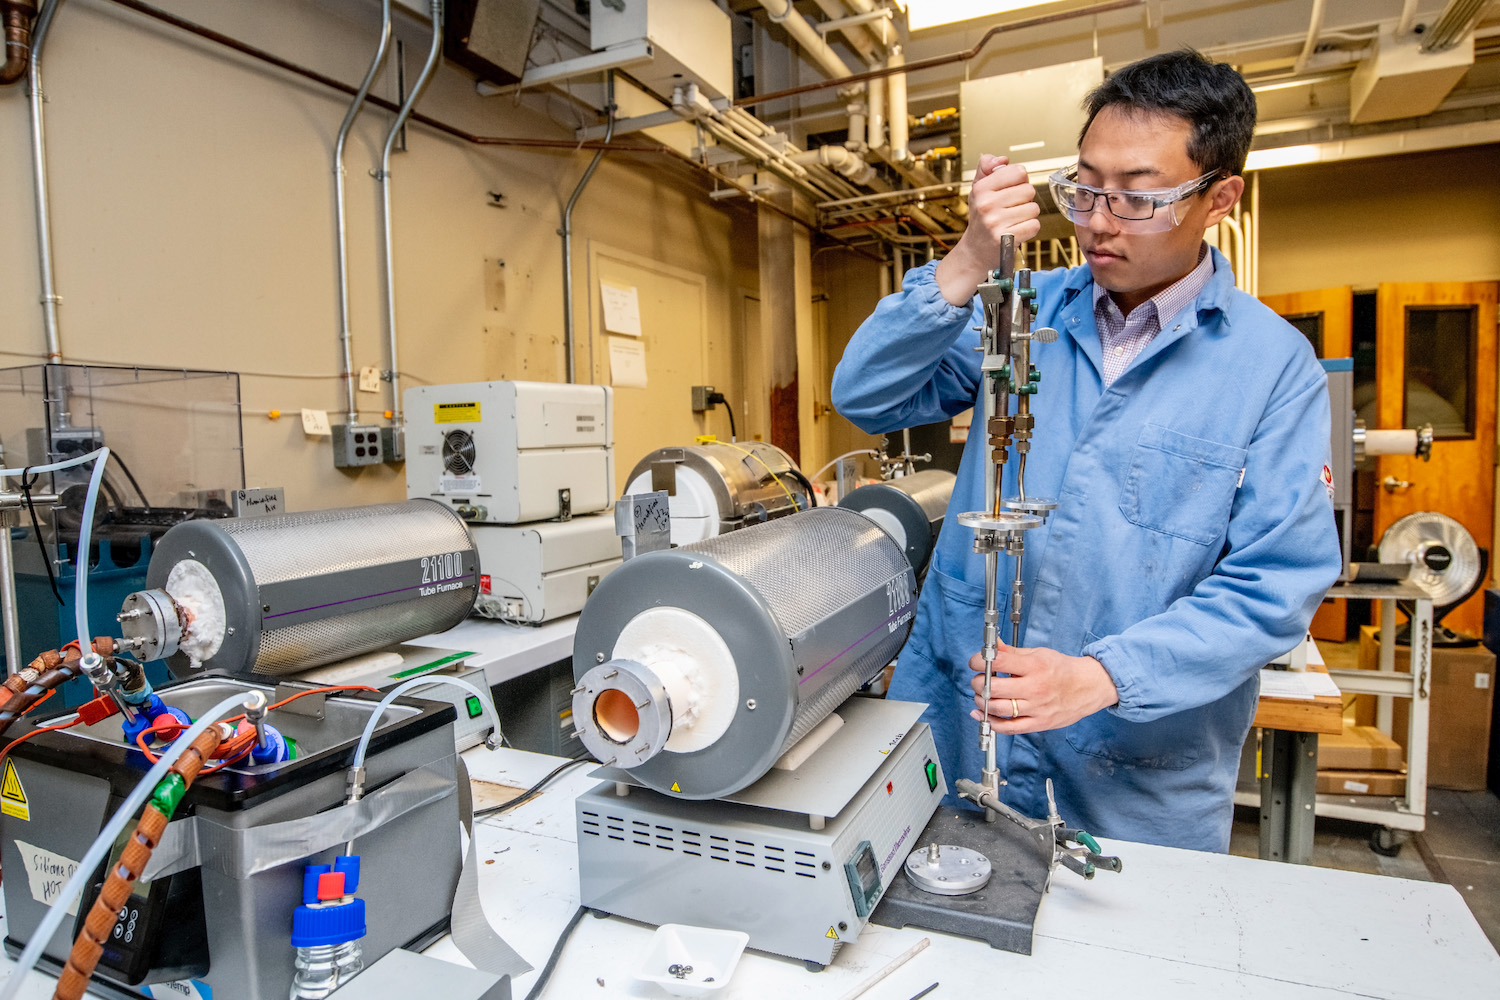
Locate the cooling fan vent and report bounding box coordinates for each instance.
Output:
[443,430,477,476]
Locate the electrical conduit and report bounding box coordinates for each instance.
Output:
[27,0,62,361]
[335,0,393,427]
[561,71,614,385]
[379,0,443,439]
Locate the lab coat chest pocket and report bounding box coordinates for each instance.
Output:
[1119,423,1247,546]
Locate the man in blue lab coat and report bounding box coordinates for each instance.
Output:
[833,50,1341,851]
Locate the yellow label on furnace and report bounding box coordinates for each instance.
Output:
[435,402,480,424]
[2,759,30,821]
[670,782,681,793]
[826,927,839,940]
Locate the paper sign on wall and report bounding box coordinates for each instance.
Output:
[608,337,648,389]
[601,283,643,337]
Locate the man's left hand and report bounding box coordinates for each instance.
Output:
[968,643,1120,734]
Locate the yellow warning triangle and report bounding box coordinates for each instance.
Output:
[2,759,27,805]
[671,782,681,793]
[826,927,839,940]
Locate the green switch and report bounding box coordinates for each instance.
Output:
[465,695,484,719]
[924,760,939,792]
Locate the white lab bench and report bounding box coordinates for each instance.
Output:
[437,748,1500,1000]
[406,615,580,688]
[2,746,1496,999]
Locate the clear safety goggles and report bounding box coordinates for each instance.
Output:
[1047,164,1220,233]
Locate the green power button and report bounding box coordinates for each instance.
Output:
[924,760,939,792]
[465,695,484,719]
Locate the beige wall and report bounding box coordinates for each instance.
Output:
[1257,144,1500,294]
[0,0,754,509]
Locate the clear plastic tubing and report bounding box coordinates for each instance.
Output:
[0,445,109,661]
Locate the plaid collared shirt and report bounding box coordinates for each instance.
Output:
[1093,243,1215,386]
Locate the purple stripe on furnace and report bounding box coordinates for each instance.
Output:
[264,580,458,619]
[798,607,910,686]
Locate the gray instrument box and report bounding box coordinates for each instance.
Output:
[405,381,614,525]
[0,677,463,1000]
[470,514,621,624]
[576,699,944,967]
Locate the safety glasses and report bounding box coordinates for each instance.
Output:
[1048,164,1220,233]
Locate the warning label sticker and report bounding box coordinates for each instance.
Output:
[2,758,29,821]
[435,402,480,424]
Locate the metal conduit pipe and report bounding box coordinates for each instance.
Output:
[28,0,61,362]
[756,0,855,81]
[378,0,443,433]
[887,44,909,165]
[867,60,885,148]
[1,0,37,85]
[334,0,393,426]
[1422,0,1489,52]
[561,72,615,384]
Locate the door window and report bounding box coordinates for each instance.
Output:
[1403,305,1477,438]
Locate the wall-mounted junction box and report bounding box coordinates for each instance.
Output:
[332,423,385,467]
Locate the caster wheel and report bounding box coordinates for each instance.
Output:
[1369,827,1409,857]
[803,960,826,973]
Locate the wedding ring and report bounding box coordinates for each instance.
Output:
[1011,698,1020,719]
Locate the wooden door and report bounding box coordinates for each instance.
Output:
[1374,282,1499,638]
[1262,287,1353,639]
[1261,286,1353,359]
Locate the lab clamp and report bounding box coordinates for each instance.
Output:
[891,235,1119,937]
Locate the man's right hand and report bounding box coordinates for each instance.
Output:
[934,154,1041,306]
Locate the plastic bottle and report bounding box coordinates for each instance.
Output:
[289,856,366,1000]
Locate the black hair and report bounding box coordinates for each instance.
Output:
[1078,49,1257,178]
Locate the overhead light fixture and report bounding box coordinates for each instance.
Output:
[1244,144,1321,170]
[905,0,1064,33]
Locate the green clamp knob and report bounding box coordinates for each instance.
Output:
[1030,366,1040,382]
[1018,287,1037,300]
[1077,830,1102,854]
[1029,300,1040,316]
[1017,385,1038,395]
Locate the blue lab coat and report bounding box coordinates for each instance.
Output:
[832,250,1341,852]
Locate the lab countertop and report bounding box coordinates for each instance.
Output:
[405,614,579,686]
[443,748,1500,1000]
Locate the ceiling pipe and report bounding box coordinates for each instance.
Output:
[757,0,856,81]
[27,0,62,363]
[561,72,615,385]
[887,44,909,164]
[0,0,37,85]
[792,144,875,185]
[377,0,444,449]
[735,0,1146,109]
[1294,0,1327,75]
[1422,0,1489,52]
[1398,0,1420,35]
[333,0,393,427]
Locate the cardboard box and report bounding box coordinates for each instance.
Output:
[1316,769,1407,796]
[1317,724,1404,771]
[1355,626,1496,790]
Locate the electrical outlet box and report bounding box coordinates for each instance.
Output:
[691,385,715,413]
[332,423,385,467]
